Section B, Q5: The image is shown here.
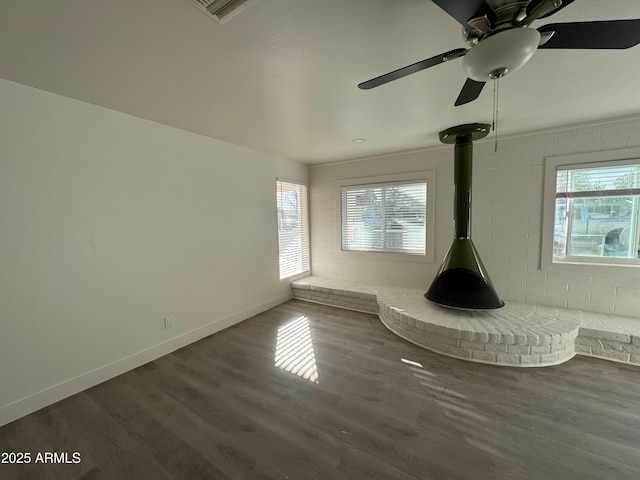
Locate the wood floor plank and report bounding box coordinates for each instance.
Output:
[54,392,175,480]
[114,371,256,480]
[2,299,640,480]
[0,421,46,480]
[17,408,97,480]
[86,381,232,480]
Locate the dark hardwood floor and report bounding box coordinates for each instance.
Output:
[2,299,640,479]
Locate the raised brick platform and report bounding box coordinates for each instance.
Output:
[292,276,640,368]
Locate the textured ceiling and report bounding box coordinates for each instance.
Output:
[1,0,639,163]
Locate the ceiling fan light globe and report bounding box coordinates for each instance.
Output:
[462,28,541,82]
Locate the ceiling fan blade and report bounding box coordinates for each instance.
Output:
[358,48,467,90]
[526,0,575,20]
[431,0,495,27]
[538,20,640,49]
[518,0,575,26]
[454,78,485,106]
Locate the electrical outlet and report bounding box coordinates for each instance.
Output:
[164,317,174,329]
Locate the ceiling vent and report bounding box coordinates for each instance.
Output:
[184,0,257,23]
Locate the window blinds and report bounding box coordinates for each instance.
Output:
[341,181,427,254]
[276,180,310,279]
[556,162,640,198]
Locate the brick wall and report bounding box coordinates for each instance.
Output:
[309,115,640,317]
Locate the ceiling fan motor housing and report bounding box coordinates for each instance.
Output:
[462,28,541,81]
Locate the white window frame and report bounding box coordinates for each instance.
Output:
[541,146,640,272]
[336,171,435,263]
[276,178,310,280]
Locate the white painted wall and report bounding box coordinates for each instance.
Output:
[0,79,307,425]
[310,116,640,318]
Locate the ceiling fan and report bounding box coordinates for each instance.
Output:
[358,0,640,106]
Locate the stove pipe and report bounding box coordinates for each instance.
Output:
[425,123,504,310]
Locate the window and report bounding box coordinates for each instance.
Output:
[543,150,640,267]
[341,180,427,255]
[276,179,309,279]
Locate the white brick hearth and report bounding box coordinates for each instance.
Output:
[292,276,640,368]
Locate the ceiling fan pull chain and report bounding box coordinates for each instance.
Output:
[491,80,495,135]
[492,78,499,152]
[496,77,500,152]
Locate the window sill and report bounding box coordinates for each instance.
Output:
[543,260,639,274]
[337,249,434,263]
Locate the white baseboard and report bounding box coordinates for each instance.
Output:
[0,293,292,427]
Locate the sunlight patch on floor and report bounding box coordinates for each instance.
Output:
[400,356,468,401]
[275,316,319,383]
[401,357,424,368]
